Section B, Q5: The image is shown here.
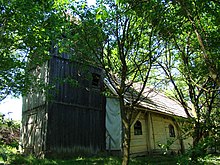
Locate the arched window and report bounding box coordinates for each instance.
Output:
[134,120,142,135]
[169,124,175,137]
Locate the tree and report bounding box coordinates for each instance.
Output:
[153,1,220,161]
[159,38,219,160]
[67,1,163,164]
[173,0,220,86]
[123,0,220,161]
[122,0,220,86]
[0,0,71,101]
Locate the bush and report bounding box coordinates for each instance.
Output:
[0,113,20,163]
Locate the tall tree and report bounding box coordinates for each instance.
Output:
[123,0,220,86]
[159,37,219,160]
[123,0,220,161]
[0,0,71,101]
[153,0,220,161]
[174,0,220,86]
[68,1,163,164]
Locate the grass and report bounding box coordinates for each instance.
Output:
[4,154,194,165]
[7,155,179,165]
[1,151,219,164]
[9,155,120,165]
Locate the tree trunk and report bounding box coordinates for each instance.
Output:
[191,121,203,161]
[119,96,131,165]
[122,120,131,165]
[174,121,185,154]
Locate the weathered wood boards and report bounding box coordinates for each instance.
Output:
[21,55,106,157]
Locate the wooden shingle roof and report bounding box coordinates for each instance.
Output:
[104,79,188,118]
[133,84,188,118]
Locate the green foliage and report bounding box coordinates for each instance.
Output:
[158,139,176,155]
[0,113,20,147]
[0,0,73,101]
[178,153,220,165]
[200,154,220,165]
[0,113,20,163]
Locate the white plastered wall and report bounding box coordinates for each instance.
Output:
[106,97,122,150]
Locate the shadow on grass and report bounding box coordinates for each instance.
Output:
[8,153,220,165]
[130,155,177,165]
[10,155,121,165]
[9,154,179,165]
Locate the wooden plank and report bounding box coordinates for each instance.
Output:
[47,102,105,154]
[21,106,47,156]
[41,56,106,156]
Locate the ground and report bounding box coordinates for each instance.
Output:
[0,154,220,165]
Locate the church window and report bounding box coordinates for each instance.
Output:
[169,124,175,137]
[134,120,142,135]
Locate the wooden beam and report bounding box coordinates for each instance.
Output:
[131,111,142,128]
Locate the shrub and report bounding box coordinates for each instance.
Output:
[0,113,20,163]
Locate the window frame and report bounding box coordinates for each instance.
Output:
[134,120,142,135]
[168,124,175,137]
[91,73,101,87]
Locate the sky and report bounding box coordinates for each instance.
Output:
[0,97,22,121]
[0,0,97,121]
[88,0,96,6]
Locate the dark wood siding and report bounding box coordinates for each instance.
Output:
[48,55,104,107]
[46,55,105,156]
[46,102,105,155]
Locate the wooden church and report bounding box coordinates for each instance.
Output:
[21,54,192,158]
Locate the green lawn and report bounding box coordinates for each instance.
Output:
[1,154,219,164]
[3,155,177,165]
